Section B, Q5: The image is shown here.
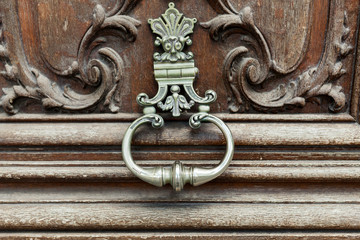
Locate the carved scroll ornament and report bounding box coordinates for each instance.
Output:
[0,1,140,114]
[202,0,353,113]
[0,0,354,114]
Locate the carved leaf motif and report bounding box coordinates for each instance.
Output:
[0,1,141,114]
[202,1,353,113]
[93,4,106,30]
[157,89,195,117]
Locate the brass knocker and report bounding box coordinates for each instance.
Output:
[122,3,234,191]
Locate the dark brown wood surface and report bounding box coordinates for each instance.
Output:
[0,0,360,239]
[0,0,358,115]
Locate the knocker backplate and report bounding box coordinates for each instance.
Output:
[122,2,234,191]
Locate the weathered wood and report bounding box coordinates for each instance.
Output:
[1,122,360,146]
[0,0,359,237]
[0,181,359,204]
[1,232,360,240]
[0,161,360,183]
[0,0,358,114]
[351,14,360,121]
[0,113,355,122]
[2,232,360,240]
[2,147,360,161]
[0,203,359,230]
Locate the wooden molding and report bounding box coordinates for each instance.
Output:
[1,122,360,146]
[1,232,360,240]
[0,112,356,122]
[0,203,359,231]
[0,0,359,237]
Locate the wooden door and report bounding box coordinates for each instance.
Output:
[0,0,360,239]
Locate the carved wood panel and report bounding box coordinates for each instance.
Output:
[0,0,360,238]
[0,0,358,117]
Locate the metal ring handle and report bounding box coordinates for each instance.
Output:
[122,113,234,191]
[122,3,234,191]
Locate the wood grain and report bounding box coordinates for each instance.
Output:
[0,181,360,204]
[0,112,355,122]
[0,0,358,114]
[0,161,360,183]
[0,0,359,238]
[2,147,360,161]
[0,203,359,230]
[1,122,360,146]
[2,232,360,240]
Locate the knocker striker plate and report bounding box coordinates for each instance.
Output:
[122,2,234,191]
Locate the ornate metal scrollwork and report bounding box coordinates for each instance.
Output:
[122,3,234,191]
[136,2,217,116]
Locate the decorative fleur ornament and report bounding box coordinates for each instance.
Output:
[158,85,195,117]
[122,3,234,191]
[137,2,217,117]
[148,2,197,62]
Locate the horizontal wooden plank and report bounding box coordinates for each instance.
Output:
[2,147,360,161]
[0,113,355,122]
[1,122,360,146]
[0,203,359,230]
[0,232,359,240]
[0,182,359,204]
[0,161,360,183]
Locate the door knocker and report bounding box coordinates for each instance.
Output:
[122,2,234,191]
